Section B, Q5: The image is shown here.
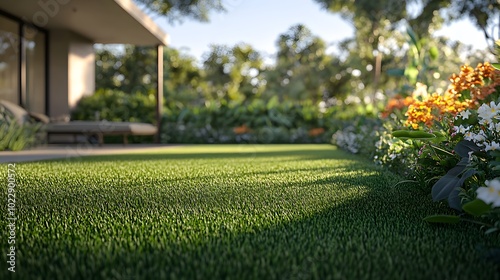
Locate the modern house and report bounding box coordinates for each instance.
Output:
[0,0,168,133]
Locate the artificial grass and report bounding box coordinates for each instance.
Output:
[1,144,499,279]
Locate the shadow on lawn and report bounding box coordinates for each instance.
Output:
[113,187,499,280]
[22,178,500,280]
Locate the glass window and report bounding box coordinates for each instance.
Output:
[24,25,46,114]
[0,16,19,105]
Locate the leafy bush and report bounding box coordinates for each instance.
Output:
[161,98,334,144]
[331,116,383,156]
[71,89,157,143]
[0,107,42,151]
[380,60,500,246]
[71,89,156,124]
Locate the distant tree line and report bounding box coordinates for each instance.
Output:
[92,0,496,109]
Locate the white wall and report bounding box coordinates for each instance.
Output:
[68,39,95,110]
[48,29,95,118]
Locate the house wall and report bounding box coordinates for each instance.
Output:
[48,29,95,118]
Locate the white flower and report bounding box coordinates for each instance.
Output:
[413,82,429,99]
[478,101,500,122]
[477,179,500,207]
[473,131,487,143]
[486,141,500,152]
[458,110,472,120]
[490,101,500,112]
[453,125,469,134]
[468,151,474,162]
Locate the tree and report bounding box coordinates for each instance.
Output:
[164,47,207,106]
[133,0,225,23]
[202,44,265,103]
[95,45,157,94]
[448,0,500,50]
[265,24,340,103]
[313,0,409,96]
[405,0,499,51]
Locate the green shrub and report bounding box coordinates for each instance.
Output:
[330,116,383,157]
[0,108,42,151]
[71,89,157,143]
[161,98,333,144]
[71,89,156,124]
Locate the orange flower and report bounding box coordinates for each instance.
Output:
[404,62,500,129]
[381,95,414,118]
[233,124,251,134]
[308,127,325,137]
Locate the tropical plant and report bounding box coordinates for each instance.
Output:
[0,107,42,151]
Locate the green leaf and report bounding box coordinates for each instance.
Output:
[404,67,419,85]
[492,63,500,70]
[492,165,500,171]
[406,26,421,52]
[432,174,460,200]
[489,150,500,158]
[392,130,435,140]
[392,130,410,138]
[431,156,476,210]
[485,228,499,234]
[423,215,460,224]
[463,199,491,216]
[387,68,405,77]
[454,140,481,158]
[489,161,500,167]
[428,46,439,60]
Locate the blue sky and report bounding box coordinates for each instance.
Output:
[153,0,489,62]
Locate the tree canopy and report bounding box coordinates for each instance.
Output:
[133,0,225,22]
[313,0,500,49]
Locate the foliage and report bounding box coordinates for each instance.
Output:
[202,43,265,102]
[447,0,500,50]
[161,98,333,144]
[133,0,225,23]
[0,107,42,151]
[70,89,157,144]
[164,47,207,106]
[313,0,499,50]
[264,24,342,103]
[3,145,500,279]
[380,59,500,246]
[71,89,156,124]
[387,26,440,87]
[95,45,159,94]
[331,117,382,156]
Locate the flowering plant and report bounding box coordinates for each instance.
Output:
[410,90,500,239]
[429,101,500,233]
[404,62,500,130]
[384,61,500,236]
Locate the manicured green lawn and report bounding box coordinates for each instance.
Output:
[1,144,499,279]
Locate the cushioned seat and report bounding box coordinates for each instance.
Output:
[0,100,158,145]
[45,121,157,145]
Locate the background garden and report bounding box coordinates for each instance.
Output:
[71,1,495,145]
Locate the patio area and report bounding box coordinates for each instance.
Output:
[0,144,180,163]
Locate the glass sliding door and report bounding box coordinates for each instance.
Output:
[0,16,20,105]
[24,25,46,114]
